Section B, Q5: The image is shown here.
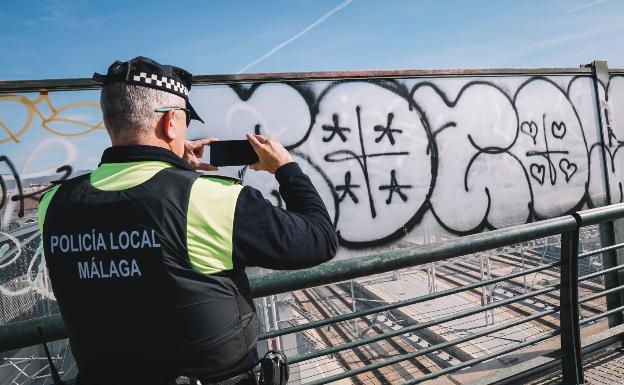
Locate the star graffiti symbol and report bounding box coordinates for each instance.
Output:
[322,113,351,142]
[335,171,361,203]
[379,169,412,204]
[324,106,410,218]
[374,112,402,145]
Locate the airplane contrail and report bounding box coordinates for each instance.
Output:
[567,0,608,14]
[237,0,353,74]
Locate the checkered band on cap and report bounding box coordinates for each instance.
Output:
[132,72,189,96]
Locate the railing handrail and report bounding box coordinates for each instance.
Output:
[2,203,624,373]
[252,213,579,298]
[0,66,608,94]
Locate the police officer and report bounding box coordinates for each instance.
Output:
[38,57,338,385]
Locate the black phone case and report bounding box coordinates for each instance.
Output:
[210,140,259,166]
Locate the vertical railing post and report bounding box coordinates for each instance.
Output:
[589,60,624,330]
[560,228,585,384]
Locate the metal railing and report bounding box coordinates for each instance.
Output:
[3,204,624,384]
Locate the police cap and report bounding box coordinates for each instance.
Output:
[93,56,204,123]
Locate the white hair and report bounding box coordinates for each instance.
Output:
[100,83,185,137]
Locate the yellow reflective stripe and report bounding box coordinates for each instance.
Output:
[90,161,173,191]
[38,185,61,236]
[187,177,242,275]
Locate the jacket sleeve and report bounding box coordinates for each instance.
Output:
[232,162,338,270]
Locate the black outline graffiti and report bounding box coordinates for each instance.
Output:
[0,158,72,219]
[335,171,360,203]
[379,170,412,204]
[374,113,402,145]
[513,76,589,220]
[314,79,436,247]
[14,165,72,201]
[322,114,350,143]
[552,121,567,139]
[324,105,411,219]
[0,156,24,218]
[521,121,539,145]
[411,80,523,236]
[220,75,602,248]
[291,150,340,228]
[525,114,571,186]
[559,159,577,182]
[270,190,283,209]
[573,74,624,208]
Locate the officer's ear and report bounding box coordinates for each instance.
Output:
[160,109,178,142]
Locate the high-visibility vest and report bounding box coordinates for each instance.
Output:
[41,166,258,385]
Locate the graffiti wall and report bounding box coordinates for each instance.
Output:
[0,71,622,315]
[191,74,621,248]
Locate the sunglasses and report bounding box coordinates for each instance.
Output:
[155,107,191,126]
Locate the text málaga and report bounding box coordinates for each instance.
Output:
[78,258,142,279]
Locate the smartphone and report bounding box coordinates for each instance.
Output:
[210,140,259,166]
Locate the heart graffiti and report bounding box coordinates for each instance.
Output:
[559,158,577,182]
[551,121,567,139]
[530,163,546,185]
[520,121,539,144]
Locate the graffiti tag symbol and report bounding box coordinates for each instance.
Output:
[551,121,567,139]
[525,114,570,185]
[324,106,410,219]
[374,113,402,145]
[520,121,539,145]
[0,156,24,218]
[378,169,412,204]
[559,158,577,182]
[530,164,546,185]
[335,171,360,203]
[270,190,283,209]
[322,113,350,143]
[0,93,104,144]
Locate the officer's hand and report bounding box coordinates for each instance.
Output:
[184,138,219,171]
[247,133,292,174]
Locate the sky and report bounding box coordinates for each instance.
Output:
[1,0,624,80]
[1,0,624,173]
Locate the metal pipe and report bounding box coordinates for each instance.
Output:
[304,308,560,385]
[578,242,624,260]
[521,249,527,293]
[251,215,577,298]
[576,203,624,227]
[580,305,624,325]
[259,261,560,340]
[432,261,437,293]
[349,280,358,337]
[401,331,559,385]
[486,254,494,325]
[0,67,599,94]
[289,286,560,365]
[559,228,584,384]
[0,315,65,353]
[578,263,624,282]
[579,283,624,304]
[4,203,624,353]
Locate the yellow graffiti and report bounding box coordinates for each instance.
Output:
[0,91,104,144]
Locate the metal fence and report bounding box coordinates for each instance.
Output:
[2,203,624,384]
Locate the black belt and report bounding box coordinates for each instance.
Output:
[175,370,257,385]
[175,351,288,385]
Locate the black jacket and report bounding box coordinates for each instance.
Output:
[39,146,338,385]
